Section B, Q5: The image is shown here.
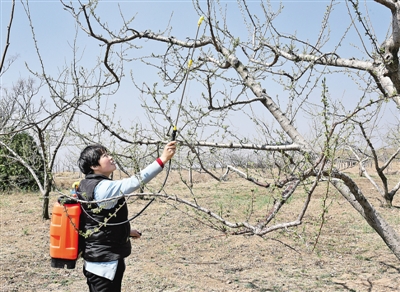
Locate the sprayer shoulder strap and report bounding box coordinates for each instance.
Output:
[77,174,111,202]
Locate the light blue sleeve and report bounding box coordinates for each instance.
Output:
[94,160,163,209]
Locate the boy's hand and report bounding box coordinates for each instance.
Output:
[160,141,177,164]
[130,229,142,239]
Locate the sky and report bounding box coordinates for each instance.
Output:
[0,0,394,167]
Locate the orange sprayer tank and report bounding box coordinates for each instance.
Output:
[50,196,81,269]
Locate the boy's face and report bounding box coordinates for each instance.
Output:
[91,153,116,176]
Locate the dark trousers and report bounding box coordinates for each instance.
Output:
[83,259,126,292]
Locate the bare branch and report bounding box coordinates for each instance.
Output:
[0,0,15,75]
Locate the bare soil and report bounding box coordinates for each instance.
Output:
[1,169,400,292]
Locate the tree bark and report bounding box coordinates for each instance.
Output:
[331,171,400,260]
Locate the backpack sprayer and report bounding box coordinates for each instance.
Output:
[49,15,205,269]
[49,182,81,269]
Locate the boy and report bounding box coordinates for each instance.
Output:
[77,141,176,292]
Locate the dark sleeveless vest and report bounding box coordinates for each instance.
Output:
[77,174,131,262]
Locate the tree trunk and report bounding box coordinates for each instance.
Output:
[42,192,50,220]
[42,175,52,220]
[384,195,393,208]
[331,172,400,260]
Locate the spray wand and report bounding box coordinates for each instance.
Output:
[171,15,204,141]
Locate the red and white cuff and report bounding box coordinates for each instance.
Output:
[156,158,164,168]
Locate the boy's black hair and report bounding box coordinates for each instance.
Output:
[78,144,108,175]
